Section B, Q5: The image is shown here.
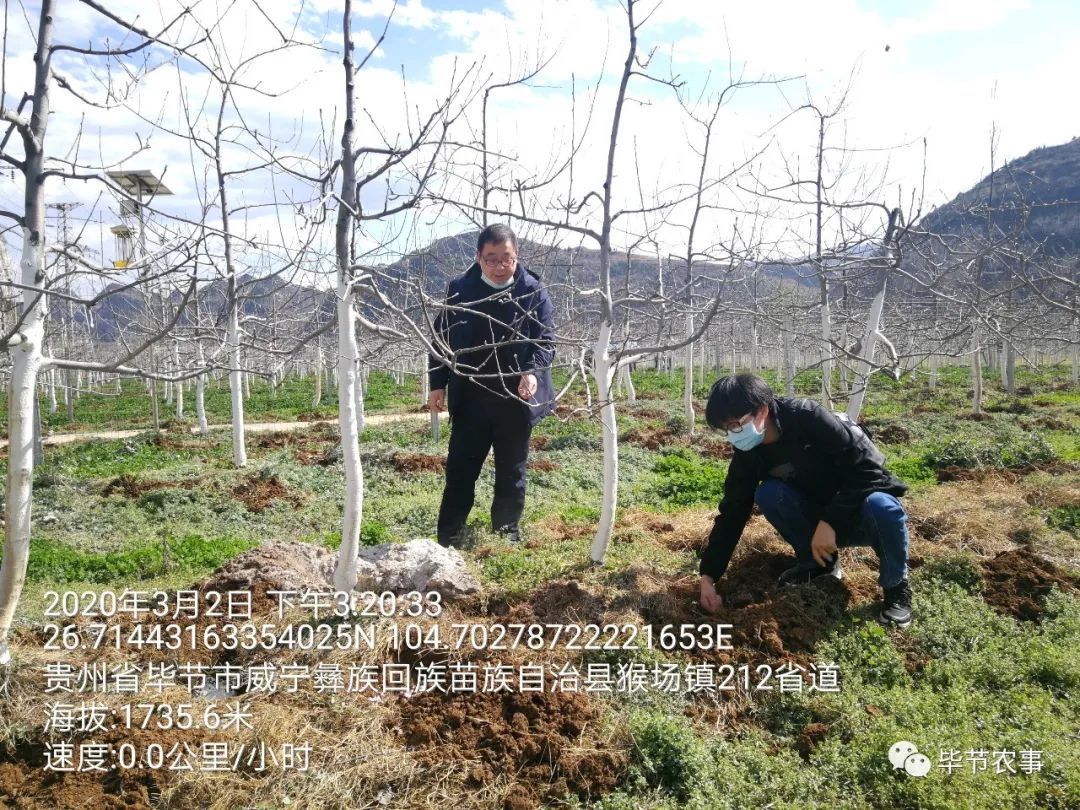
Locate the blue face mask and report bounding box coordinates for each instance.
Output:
[727,414,765,451]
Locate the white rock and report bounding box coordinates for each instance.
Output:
[200,539,480,601]
[354,538,481,597]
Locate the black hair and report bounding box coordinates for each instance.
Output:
[477,223,518,253]
[705,373,775,429]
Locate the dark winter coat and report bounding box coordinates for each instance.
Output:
[428,262,555,427]
[699,397,908,581]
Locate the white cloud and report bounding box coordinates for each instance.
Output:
[1,0,1075,270]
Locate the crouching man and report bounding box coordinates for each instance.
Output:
[698,374,913,627]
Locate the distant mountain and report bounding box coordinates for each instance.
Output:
[919,136,1080,255]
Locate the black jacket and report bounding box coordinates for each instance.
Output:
[428,262,555,426]
[699,397,907,581]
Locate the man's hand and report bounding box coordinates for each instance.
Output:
[699,576,723,613]
[518,372,538,400]
[428,389,446,413]
[811,520,838,567]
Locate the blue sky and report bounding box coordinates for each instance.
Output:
[3,0,1080,265]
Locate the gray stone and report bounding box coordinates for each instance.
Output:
[199,539,480,601]
[354,539,481,598]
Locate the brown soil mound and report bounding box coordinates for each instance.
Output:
[231,474,302,512]
[0,723,226,810]
[621,425,679,450]
[529,435,550,451]
[398,688,626,810]
[392,452,445,473]
[692,435,733,459]
[528,459,559,472]
[102,473,201,499]
[1031,415,1073,431]
[797,722,832,760]
[957,411,995,422]
[0,738,157,809]
[626,561,851,669]
[627,551,877,666]
[630,407,669,419]
[980,547,1080,620]
[199,540,335,618]
[874,423,911,444]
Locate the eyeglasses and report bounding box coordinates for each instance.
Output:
[722,412,755,433]
[481,254,517,267]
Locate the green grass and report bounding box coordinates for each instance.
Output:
[25,535,259,584]
[13,371,422,434]
[3,363,1079,809]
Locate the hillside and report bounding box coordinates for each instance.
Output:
[919,136,1080,254]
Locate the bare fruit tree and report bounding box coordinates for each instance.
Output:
[0,0,212,662]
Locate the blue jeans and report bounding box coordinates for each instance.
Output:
[753,478,909,589]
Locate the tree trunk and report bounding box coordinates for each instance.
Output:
[332,0,364,592]
[174,343,184,418]
[195,346,209,438]
[820,300,832,408]
[683,315,694,434]
[749,317,759,373]
[229,298,247,467]
[620,363,636,403]
[354,358,365,435]
[971,329,983,414]
[846,279,887,421]
[1005,342,1016,396]
[783,314,795,397]
[590,322,619,564]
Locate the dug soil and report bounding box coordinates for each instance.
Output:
[980,547,1080,620]
[391,452,445,473]
[397,687,626,810]
[230,474,303,513]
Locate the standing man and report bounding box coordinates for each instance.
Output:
[697,374,913,627]
[428,224,555,546]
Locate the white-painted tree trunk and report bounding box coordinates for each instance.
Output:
[47,369,57,414]
[820,303,832,408]
[971,329,983,414]
[1005,343,1016,396]
[783,314,795,397]
[335,292,363,591]
[838,323,850,397]
[846,280,887,422]
[354,359,365,434]
[174,343,184,418]
[929,353,939,391]
[312,345,323,407]
[620,363,636,403]
[0,230,47,664]
[749,318,759,373]
[332,2,364,593]
[683,316,694,434]
[590,322,619,564]
[229,299,247,467]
